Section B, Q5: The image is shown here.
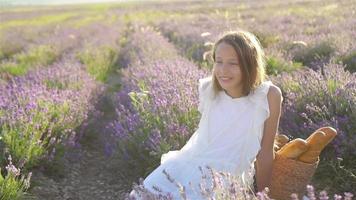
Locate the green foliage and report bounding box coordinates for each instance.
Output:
[186,43,205,62]
[0,40,24,60]
[0,45,58,76]
[71,13,106,28]
[0,157,32,200]
[44,79,83,90]
[39,144,66,180]
[0,99,75,169]
[118,79,202,177]
[337,50,356,73]
[293,40,336,67]
[121,86,161,176]
[312,152,356,195]
[77,45,119,82]
[16,45,57,67]
[0,63,28,76]
[122,10,176,24]
[252,31,280,48]
[266,56,303,75]
[0,13,77,30]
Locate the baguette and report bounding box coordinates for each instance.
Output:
[276,138,309,159]
[274,134,290,151]
[313,126,337,144]
[298,130,327,163]
[298,127,337,163]
[276,134,289,143]
[276,134,289,146]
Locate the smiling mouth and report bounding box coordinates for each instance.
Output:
[219,77,232,81]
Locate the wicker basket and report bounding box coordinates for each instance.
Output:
[269,153,319,200]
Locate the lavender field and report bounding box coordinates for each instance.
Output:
[0,0,355,199]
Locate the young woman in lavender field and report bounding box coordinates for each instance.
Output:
[129,30,283,199]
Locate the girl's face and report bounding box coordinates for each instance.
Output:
[213,42,243,96]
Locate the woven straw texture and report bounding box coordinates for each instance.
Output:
[269,153,319,200]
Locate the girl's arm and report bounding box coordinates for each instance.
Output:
[255,85,283,192]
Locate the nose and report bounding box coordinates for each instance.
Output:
[217,63,231,72]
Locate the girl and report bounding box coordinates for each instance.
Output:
[130,30,283,199]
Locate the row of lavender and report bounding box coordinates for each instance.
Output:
[0,13,86,63]
[157,36,356,196]
[105,23,354,198]
[0,58,102,200]
[0,19,123,199]
[152,7,356,194]
[106,24,209,177]
[0,10,121,83]
[157,17,305,75]
[155,0,355,74]
[271,65,356,193]
[0,4,115,60]
[0,21,82,79]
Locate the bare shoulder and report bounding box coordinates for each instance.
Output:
[267,84,283,114]
[257,83,283,155]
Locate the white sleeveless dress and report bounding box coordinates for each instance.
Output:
[130,76,273,199]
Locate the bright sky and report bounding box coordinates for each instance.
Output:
[0,0,128,5]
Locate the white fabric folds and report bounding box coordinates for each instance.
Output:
[134,76,275,199]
